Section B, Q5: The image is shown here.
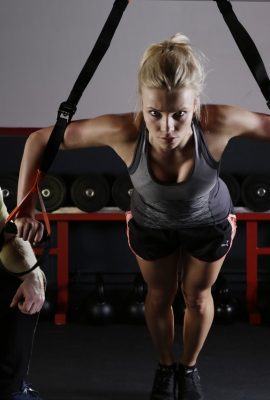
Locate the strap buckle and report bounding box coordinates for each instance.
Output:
[57,101,77,123]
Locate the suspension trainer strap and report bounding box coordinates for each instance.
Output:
[40,0,130,173]
[7,169,50,237]
[7,0,130,273]
[215,0,270,109]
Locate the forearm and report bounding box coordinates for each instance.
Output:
[5,238,47,313]
[0,236,38,276]
[17,127,53,216]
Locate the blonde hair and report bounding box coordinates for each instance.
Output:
[138,33,205,118]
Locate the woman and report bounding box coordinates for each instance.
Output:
[15,34,270,400]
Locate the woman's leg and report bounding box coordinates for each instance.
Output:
[136,250,180,366]
[180,252,226,367]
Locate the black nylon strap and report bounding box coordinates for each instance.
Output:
[68,0,129,106]
[40,0,129,173]
[5,1,129,276]
[215,0,270,109]
[40,103,76,173]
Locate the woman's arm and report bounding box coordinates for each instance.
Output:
[203,104,270,140]
[16,113,138,242]
[201,104,270,160]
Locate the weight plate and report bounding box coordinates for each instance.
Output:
[112,174,134,211]
[0,175,18,212]
[241,174,270,212]
[36,174,67,212]
[70,174,110,212]
[220,174,241,206]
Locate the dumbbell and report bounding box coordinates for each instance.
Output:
[70,174,110,212]
[36,174,67,212]
[241,174,270,211]
[112,174,134,211]
[0,175,18,212]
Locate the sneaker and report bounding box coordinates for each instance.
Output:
[11,382,43,399]
[178,364,205,400]
[150,362,177,400]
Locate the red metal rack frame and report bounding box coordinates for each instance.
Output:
[236,212,270,325]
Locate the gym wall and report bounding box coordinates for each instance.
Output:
[1,1,270,172]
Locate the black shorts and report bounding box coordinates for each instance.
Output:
[126,212,237,263]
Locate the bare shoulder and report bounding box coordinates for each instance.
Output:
[62,112,140,149]
[200,104,243,134]
[200,104,270,140]
[198,104,270,160]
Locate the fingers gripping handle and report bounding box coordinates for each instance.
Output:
[0,170,51,276]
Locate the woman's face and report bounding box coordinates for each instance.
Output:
[141,86,198,151]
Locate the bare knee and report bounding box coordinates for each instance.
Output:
[146,284,178,311]
[182,287,213,314]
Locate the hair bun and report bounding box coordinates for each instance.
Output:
[169,33,191,46]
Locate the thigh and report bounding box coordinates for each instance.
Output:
[181,214,237,263]
[126,213,180,297]
[181,252,226,295]
[136,250,180,293]
[126,212,179,261]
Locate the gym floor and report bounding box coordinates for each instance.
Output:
[29,321,270,400]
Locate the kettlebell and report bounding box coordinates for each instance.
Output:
[213,274,237,324]
[126,273,146,325]
[86,273,114,325]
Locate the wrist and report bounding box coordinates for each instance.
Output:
[15,210,36,220]
[19,266,41,281]
[20,268,47,289]
[16,192,38,219]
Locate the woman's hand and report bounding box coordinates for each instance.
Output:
[15,216,44,243]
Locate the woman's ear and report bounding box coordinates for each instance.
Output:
[193,96,200,119]
[194,96,200,112]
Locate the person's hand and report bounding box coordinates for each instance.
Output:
[10,268,46,314]
[15,216,44,243]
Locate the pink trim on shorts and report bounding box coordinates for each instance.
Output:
[125,211,144,261]
[125,211,237,262]
[226,213,237,255]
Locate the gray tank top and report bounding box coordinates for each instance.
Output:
[128,119,232,229]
